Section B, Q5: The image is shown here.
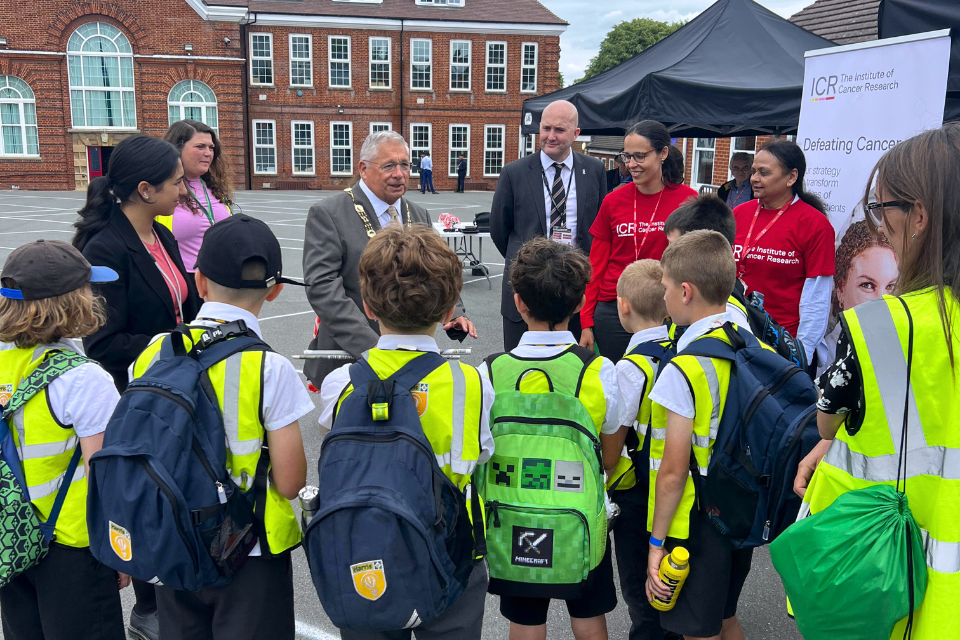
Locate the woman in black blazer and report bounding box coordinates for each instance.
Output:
[72,135,201,640]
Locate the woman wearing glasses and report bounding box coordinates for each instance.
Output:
[732,140,835,364]
[579,120,696,360]
[162,120,234,288]
[796,123,960,640]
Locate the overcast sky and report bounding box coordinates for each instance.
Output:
[543,0,814,84]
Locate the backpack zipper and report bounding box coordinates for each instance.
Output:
[740,367,803,428]
[493,416,603,467]
[138,458,199,574]
[125,386,195,418]
[763,412,811,540]
[322,432,438,465]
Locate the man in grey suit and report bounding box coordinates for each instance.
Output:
[302,131,476,388]
[490,100,608,351]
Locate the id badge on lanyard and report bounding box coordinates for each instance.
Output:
[551,226,574,246]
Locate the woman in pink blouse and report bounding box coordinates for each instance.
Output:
[163,120,233,286]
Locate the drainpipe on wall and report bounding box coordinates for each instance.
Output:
[399,19,404,136]
[241,14,255,190]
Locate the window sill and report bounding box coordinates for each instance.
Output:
[484,90,507,94]
[0,156,42,161]
[254,172,278,176]
[520,90,537,94]
[327,86,353,90]
[292,173,317,177]
[448,88,471,93]
[67,128,140,133]
[369,86,394,91]
[290,85,314,89]
[410,87,434,92]
[250,84,275,88]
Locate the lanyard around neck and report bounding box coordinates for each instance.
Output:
[189,181,216,226]
[149,232,184,321]
[633,186,665,260]
[738,199,792,275]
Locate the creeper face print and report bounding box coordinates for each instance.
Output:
[520,459,552,490]
[554,460,584,492]
[488,456,518,488]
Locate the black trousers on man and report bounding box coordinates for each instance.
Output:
[457,174,466,192]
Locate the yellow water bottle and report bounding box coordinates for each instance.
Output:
[650,546,690,612]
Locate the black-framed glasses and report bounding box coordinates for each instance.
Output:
[618,150,655,165]
[372,161,412,173]
[865,200,910,227]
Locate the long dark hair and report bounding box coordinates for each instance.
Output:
[760,140,827,214]
[163,119,234,210]
[624,120,684,186]
[863,123,960,364]
[73,136,181,251]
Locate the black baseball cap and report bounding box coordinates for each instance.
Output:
[196,214,304,289]
[0,240,118,301]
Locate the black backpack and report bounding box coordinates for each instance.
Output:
[474,212,490,232]
[731,281,807,371]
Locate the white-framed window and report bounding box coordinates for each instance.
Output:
[330,121,353,175]
[291,120,315,175]
[415,0,464,5]
[370,122,392,134]
[450,40,471,91]
[692,138,716,190]
[328,36,351,88]
[0,76,39,157]
[484,125,505,176]
[410,123,431,176]
[448,124,470,177]
[67,22,136,128]
[249,33,274,86]
[167,80,218,130]
[485,42,506,92]
[518,129,535,158]
[252,120,276,175]
[411,39,432,90]
[289,34,313,87]
[521,42,538,93]
[727,136,756,180]
[369,37,391,89]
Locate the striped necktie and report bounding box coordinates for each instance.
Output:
[549,162,567,232]
[386,205,400,226]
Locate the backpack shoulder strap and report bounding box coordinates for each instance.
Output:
[566,344,598,366]
[348,351,447,394]
[483,352,505,388]
[2,350,93,420]
[677,322,751,362]
[193,335,271,371]
[628,341,671,362]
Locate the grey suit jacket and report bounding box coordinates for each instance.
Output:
[302,183,431,386]
[490,151,607,322]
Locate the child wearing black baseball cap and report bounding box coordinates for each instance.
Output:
[0,240,128,640]
[127,215,312,640]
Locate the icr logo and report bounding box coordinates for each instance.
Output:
[810,75,838,97]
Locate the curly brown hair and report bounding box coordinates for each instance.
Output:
[163,120,234,212]
[509,237,591,328]
[359,225,463,332]
[0,288,106,348]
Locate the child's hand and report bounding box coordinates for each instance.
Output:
[794,438,830,498]
[645,546,671,602]
[117,572,131,590]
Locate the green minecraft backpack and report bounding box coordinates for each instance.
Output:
[474,346,607,599]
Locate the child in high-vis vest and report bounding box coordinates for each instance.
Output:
[646,231,756,640]
[479,237,620,640]
[317,224,493,640]
[0,240,127,640]
[607,259,680,640]
[129,215,312,640]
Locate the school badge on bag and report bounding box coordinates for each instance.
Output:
[109,521,132,561]
[351,559,386,601]
[411,383,429,417]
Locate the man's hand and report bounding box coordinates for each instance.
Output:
[645,545,670,602]
[794,439,831,498]
[579,327,595,350]
[444,316,478,339]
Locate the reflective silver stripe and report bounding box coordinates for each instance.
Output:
[922,529,960,574]
[13,408,26,461]
[852,300,926,451]
[20,436,79,460]
[436,452,452,468]
[635,421,648,436]
[221,354,261,457]
[448,362,473,475]
[650,427,666,441]
[143,349,161,374]
[648,457,705,477]
[692,434,710,449]
[697,465,708,476]
[796,502,811,521]
[824,438,960,482]
[27,464,84,501]
[693,356,721,441]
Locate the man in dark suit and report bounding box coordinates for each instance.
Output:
[490,100,608,351]
[606,154,631,192]
[302,131,475,388]
[456,154,467,193]
[716,151,754,209]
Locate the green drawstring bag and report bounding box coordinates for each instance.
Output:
[771,485,927,640]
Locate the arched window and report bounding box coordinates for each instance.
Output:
[67,22,136,128]
[167,80,218,131]
[0,76,39,156]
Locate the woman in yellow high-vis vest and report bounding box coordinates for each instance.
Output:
[798,123,960,639]
[0,240,127,640]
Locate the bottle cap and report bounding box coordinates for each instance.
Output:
[671,546,690,564]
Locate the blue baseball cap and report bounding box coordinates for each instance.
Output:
[0,240,118,301]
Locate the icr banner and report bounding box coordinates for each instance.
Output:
[796,30,951,240]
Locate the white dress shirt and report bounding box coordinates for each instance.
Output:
[358,179,401,229]
[476,330,620,435]
[540,150,578,244]
[420,156,433,171]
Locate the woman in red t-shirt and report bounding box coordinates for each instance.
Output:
[732,140,836,362]
[580,121,696,360]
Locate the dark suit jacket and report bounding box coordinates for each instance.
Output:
[302,183,433,386]
[490,151,607,323]
[457,160,467,176]
[80,205,201,391]
[606,167,630,193]
[717,179,754,207]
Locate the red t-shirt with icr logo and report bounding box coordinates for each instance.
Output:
[732,198,836,335]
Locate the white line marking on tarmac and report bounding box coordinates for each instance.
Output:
[0,229,73,235]
[260,309,315,322]
[295,620,341,640]
[464,273,504,285]
[0,215,74,225]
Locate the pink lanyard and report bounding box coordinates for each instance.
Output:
[738,199,791,277]
[633,187,665,260]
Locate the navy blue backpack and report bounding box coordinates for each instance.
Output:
[87,322,270,591]
[680,323,820,549]
[305,353,481,633]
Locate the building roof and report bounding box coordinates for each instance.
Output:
[586,136,623,153]
[209,0,567,25]
[789,0,880,45]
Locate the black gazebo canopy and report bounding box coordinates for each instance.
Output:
[520,0,834,137]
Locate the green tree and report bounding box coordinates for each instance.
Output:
[581,18,684,81]
[558,71,565,88]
